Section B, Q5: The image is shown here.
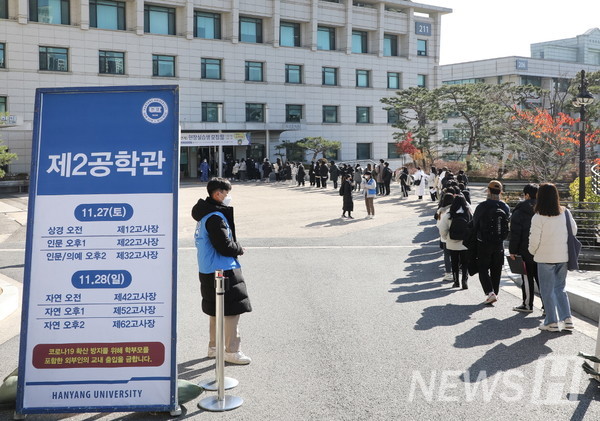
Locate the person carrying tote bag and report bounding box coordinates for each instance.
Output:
[528,183,577,333]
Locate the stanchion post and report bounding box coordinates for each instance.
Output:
[198,270,243,411]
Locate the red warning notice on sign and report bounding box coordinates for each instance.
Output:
[32,342,165,369]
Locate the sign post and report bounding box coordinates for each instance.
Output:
[17,85,180,415]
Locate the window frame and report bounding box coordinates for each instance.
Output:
[245,61,264,82]
[29,0,70,24]
[201,102,221,122]
[0,43,5,69]
[352,30,368,54]
[356,106,371,124]
[194,10,221,39]
[387,142,401,159]
[285,104,303,122]
[322,105,339,123]
[322,67,338,86]
[90,0,125,30]
[317,26,336,51]
[39,46,69,72]
[240,16,263,44]
[201,58,222,80]
[280,21,300,47]
[417,74,427,88]
[387,109,399,124]
[152,54,175,77]
[417,39,427,56]
[144,4,175,35]
[384,34,398,57]
[98,50,125,75]
[0,0,7,19]
[356,69,370,88]
[285,64,302,84]
[387,72,400,89]
[245,103,265,122]
[0,96,6,113]
[356,143,372,160]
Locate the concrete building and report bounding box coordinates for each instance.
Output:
[0,0,451,176]
[439,29,600,161]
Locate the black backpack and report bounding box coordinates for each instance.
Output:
[449,212,471,241]
[480,204,509,243]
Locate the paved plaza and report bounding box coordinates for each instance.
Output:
[1,181,600,420]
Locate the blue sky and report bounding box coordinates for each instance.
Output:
[436,0,600,64]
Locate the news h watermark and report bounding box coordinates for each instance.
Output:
[407,356,586,403]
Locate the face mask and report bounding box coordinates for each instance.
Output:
[222,195,232,206]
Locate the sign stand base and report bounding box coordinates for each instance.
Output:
[170,405,182,416]
[13,412,26,420]
[198,395,243,412]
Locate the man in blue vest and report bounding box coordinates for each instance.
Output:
[192,178,252,364]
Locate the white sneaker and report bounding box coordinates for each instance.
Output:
[563,318,574,330]
[539,323,560,332]
[224,351,252,365]
[443,273,453,281]
[484,292,497,304]
[207,346,216,358]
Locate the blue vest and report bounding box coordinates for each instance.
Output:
[195,211,240,274]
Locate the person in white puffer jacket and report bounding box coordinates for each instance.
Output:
[528,183,577,333]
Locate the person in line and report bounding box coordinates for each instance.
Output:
[375,159,385,196]
[427,166,438,202]
[458,183,471,204]
[315,161,322,188]
[529,183,577,332]
[319,160,329,188]
[361,171,377,219]
[413,166,426,200]
[457,170,469,187]
[354,164,363,192]
[238,158,247,181]
[199,158,210,182]
[296,162,306,186]
[399,167,410,199]
[262,159,271,181]
[330,161,340,189]
[382,162,393,196]
[438,195,472,289]
[192,178,252,365]
[340,174,355,219]
[232,160,240,181]
[509,183,541,313]
[309,161,316,186]
[435,193,455,281]
[472,180,510,305]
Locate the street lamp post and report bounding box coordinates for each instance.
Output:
[573,70,595,203]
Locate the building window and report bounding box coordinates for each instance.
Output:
[521,76,542,87]
[387,109,399,124]
[322,67,338,86]
[356,106,371,123]
[0,0,6,19]
[352,30,368,54]
[0,43,5,68]
[144,5,175,35]
[322,105,338,123]
[285,64,302,84]
[202,102,221,122]
[553,78,569,93]
[417,74,426,88]
[152,54,175,77]
[356,143,371,160]
[384,34,398,57]
[90,0,125,30]
[99,50,124,74]
[194,11,220,39]
[246,103,265,122]
[0,96,5,113]
[29,0,70,24]
[245,61,263,82]
[356,69,370,88]
[387,142,400,159]
[280,21,300,47]
[286,104,303,122]
[317,26,335,51]
[39,46,68,71]
[387,72,400,89]
[201,58,221,80]
[240,16,262,43]
[417,39,427,56]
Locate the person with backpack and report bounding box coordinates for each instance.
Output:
[472,180,510,304]
[435,193,455,282]
[509,183,540,313]
[413,166,426,200]
[439,195,472,289]
[361,171,377,219]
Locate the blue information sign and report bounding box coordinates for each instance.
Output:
[17,85,179,415]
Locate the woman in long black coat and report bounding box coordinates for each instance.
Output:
[340,174,355,218]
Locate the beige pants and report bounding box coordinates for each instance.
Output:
[209,315,241,353]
